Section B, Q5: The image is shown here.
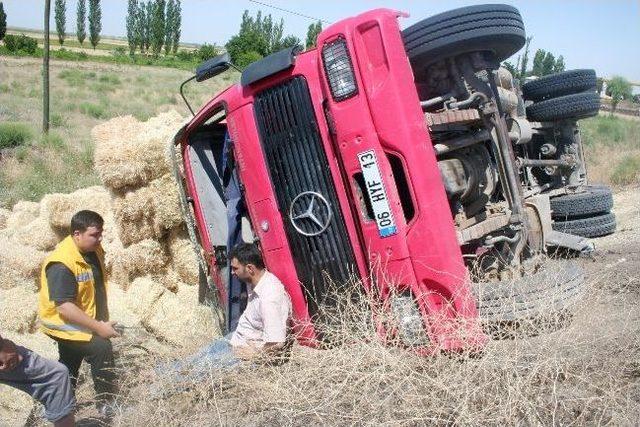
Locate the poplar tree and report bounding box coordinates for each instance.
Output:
[171,0,181,54]
[0,2,7,42]
[126,0,138,55]
[54,0,66,45]
[164,0,174,55]
[150,0,165,56]
[88,0,101,49]
[144,1,152,52]
[305,20,322,49]
[135,1,146,53]
[76,0,86,45]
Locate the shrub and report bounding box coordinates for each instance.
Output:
[0,122,33,149]
[98,73,121,85]
[236,50,262,68]
[176,49,193,62]
[196,43,218,62]
[41,133,66,150]
[595,115,626,144]
[50,113,66,128]
[58,69,87,87]
[611,156,640,185]
[78,102,108,119]
[3,34,38,54]
[112,46,127,57]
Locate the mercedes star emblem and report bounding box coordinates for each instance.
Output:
[289,191,333,237]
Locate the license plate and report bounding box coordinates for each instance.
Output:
[357,150,397,238]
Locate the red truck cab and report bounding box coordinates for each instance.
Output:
[173,8,545,352]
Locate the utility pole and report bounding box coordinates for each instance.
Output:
[43,0,51,134]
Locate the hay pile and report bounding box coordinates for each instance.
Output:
[0,112,221,424]
[91,111,220,346]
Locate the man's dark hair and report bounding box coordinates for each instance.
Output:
[70,210,104,233]
[229,243,265,269]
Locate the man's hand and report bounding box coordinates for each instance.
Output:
[56,302,120,339]
[0,339,23,372]
[95,321,120,339]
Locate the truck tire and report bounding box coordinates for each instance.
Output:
[402,4,526,79]
[472,261,585,333]
[522,69,597,101]
[550,185,614,219]
[526,92,600,121]
[552,212,616,238]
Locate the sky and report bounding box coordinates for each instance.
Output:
[3,0,640,82]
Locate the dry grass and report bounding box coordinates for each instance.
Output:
[101,265,640,427]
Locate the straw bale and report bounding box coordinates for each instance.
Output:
[111,189,156,246]
[0,208,10,230]
[112,174,182,246]
[92,111,185,190]
[41,186,112,232]
[102,236,129,287]
[13,215,60,251]
[144,284,220,347]
[149,174,183,232]
[6,201,40,229]
[125,276,166,319]
[0,236,47,279]
[0,286,38,333]
[108,286,144,328]
[167,228,199,285]
[0,264,36,291]
[155,268,181,292]
[120,239,168,279]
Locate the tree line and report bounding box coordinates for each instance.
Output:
[125,0,181,57]
[49,0,101,49]
[225,10,323,68]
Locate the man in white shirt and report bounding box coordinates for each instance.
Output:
[227,243,292,359]
[167,243,291,378]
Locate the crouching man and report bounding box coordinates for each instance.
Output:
[38,210,119,416]
[0,333,76,426]
[172,243,292,375]
[228,243,292,360]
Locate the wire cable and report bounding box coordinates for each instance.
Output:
[247,0,332,24]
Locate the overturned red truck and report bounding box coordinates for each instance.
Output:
[171,5,602,351]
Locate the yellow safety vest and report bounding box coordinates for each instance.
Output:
[38,236,108,342]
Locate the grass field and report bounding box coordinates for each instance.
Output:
[580,114,640,186]
[0,56,237,208]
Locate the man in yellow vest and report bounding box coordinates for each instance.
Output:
[38,210,119,417]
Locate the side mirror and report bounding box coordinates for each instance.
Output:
[196,52,232,82]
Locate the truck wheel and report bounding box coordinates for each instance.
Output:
[552,212,616,238]
[550,185,614,219]
[526,92,600,122]
[472,262,586,336]
[402,4,526,80]
[522,69,597,101]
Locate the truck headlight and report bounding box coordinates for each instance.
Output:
[390,293,431,347]
[322,37,358,101]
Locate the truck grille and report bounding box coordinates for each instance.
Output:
[254,76,357,321]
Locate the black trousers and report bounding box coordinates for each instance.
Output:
[51,335,117,401]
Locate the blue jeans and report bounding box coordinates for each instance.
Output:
[157,334,239,391]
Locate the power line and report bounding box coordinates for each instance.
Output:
[247,0,332,25]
